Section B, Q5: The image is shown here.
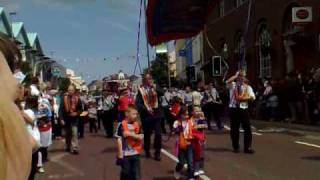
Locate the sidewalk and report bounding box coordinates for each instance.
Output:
[251,119,320,133]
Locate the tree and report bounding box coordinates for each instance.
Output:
[145,53,169,86]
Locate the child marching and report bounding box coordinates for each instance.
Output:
[115,105,144,180]
[173,106,195,180]
[191,106,208,177]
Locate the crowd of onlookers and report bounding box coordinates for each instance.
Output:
[156,68,320,127]
[255,68,320,125]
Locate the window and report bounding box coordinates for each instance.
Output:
[219,0,225,17]
[257,22,272,78]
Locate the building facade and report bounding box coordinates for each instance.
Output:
[203,0,320,84]
[175,39,188,81]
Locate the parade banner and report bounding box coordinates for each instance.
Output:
[146,0,217,46]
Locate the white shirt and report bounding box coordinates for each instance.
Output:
[228,82,255,109]
[177,90,185,103]
[102,95,115,111]
[184,92,193,106]
[192,91,203,106]
[24,109,41,146]
[205,88,219,103]
[88,107,97,119]
[161,91,172,107]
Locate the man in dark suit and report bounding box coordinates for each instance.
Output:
[136,73,164,161]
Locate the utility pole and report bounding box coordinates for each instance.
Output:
[167,43,171,88]
[144,0,151,71]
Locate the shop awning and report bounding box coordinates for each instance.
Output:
[146,0,217,46]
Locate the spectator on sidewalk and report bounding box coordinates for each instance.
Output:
[263,80,279,121]
[286,72,303,122]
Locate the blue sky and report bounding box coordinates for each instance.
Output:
[2,0,154,82]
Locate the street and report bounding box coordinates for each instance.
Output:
[37,121,320,180]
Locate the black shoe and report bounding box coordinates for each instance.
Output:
[233,149,240,153]
[65,148,71,152]
[154,156,161,161]
[72,150,79,155]
[244,149,255,154]
[145,152,151,158]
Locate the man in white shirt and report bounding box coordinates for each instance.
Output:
[192,88,203,107]
[184,86,193,113]
[226,71,256,154]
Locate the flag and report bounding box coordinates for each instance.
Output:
[146,0,217,45]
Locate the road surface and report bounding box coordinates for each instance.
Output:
[37,121,320,180]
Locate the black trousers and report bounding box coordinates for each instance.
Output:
[120,155,141,180]
[97,110,103,129]
[176,144,194,179]
[39,147,48,162]
[89,118,98,133]
[28,150,39,180]
[103,110,114,137]
[202,104,213,130]
[211,103,223,130]
[141,115,162,157]
[78,116,86,138]
[51,112,62,138]
[229,108,252,150]
[159,106,168,134]
[203,103,223,130]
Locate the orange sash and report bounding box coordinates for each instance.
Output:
[178,119,193,149]
[63,94,79,113]
[121,120,142,154]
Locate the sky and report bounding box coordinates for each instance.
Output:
[1,0,154,83]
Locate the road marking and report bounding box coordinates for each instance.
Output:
[224,125,262,136]
[161,149,179,162]
[161,149,211,180]
[258,128,287,133]
[253,132,263,136]
[295,141,320,149]
[224,125,231,130]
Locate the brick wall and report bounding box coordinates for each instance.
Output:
[203,0,320,85]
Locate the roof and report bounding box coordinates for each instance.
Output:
[11,22,23,37]
[27,32,43,54]
[11,22,30,47]
[27,33,37,46]
[0,7,13,36]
